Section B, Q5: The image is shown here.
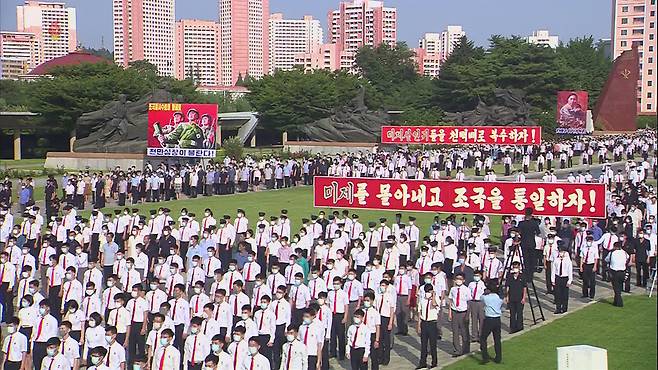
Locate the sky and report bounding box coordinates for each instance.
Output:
[1,0,612,49]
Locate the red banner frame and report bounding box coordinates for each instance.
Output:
[313,176,606,218]
[381,125,542,145]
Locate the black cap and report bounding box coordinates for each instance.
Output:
[352,214,359,219]
[259,212,266,217]
[328,215,335,220]
[379,218,386,223]
[409,216,416,221]
[301,218,310,223]
[55,217,63,222]
[149,210,157,215]
[368,221,376,228]
[258,224,266,229]
[132,208,139,213]
[219,219,227,224]
[237,209,244,213]
[188,213,196,218]
[487,246,498,252]
[114,210,121,215]
[311,215,318,220]
[223,215,231,220]
[270,216,278,221]
[281,209,288,215]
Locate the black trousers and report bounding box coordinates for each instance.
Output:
[33,342,47,370]
[582,264,596,298]
[508,301,524,333]
[308,355,318,370]
[369,333,380,370]
[419,320,438,367]
[545,261,553,294]
[612,270,625,307]
[4,361,21,370]
[0,282,13,322]
[174,324,184,352]
[636,261,649,287]
[48,285,62,321]
[623,266,631,292]
[257,334,272,364]
[554,276,569,312]
[129,321,146,362]
[187,362,202,370]
[330,313,346,359]
[273,324,286,370]
[349,347,367,370]
[480,317,502,362]
[379,316,392,365]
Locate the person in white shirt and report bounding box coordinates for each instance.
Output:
[551,246,573,314]
[467,270,486,342]
[448,273,471,357]
[169,284,191,351]
[1,317,28,370]
[415,284,439,369]
[241,337,270,370]
[57,321,81,370]
[228,326,249,370]
[579,235,599,299]
[152,329,181,370]
[280,325,308,370]
[345,309,370,369]
[41,337,71,370]
[104,326,126,370]
[608,242,630,307]
[184,317,211,370]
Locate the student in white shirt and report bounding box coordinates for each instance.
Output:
[41,337,71,370]
[58,321,81,370]
[241,337,270,370]
[1,317,28,370]
[280,325,308,370]
[416,284,439,370]
[152,328,181,370]
[184,317,211,370]
[345,309,370,369]
[551,246,573,314]
[448,273,471,357]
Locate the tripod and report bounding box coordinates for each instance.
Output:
[499,245,546,325]
[648,257,657,298]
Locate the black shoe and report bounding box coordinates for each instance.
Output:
[580,295,588,298]
[430,363,437,369]
[415,365,427,370]
[494,358,502,363]
[554,310,561,314]
[480,359,490,365]
[452,353,462,358]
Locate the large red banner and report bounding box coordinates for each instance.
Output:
[147,102,218,158]
[381,125,542,145]
[314,176,606,218]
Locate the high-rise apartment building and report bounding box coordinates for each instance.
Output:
[0,31,42,72]
[269,13,322,73]
[440,25,465,61]
[611,0,656,114]
[327,0,397,70]
[113,0,175,76]
[16,1,76,63]
[219,0,269,86]
[175,19,221,86]
[418,33,442,54]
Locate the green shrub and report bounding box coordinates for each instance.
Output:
[222,136,244,160]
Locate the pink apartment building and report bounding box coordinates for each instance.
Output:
[16,1,76,63]
[219,0,269,86]
[113,0,175,76]
[0,31,42,72]
[175,19,221,86]
[612,0,657,114]
[269,13,322,73]
[327,0,397,70]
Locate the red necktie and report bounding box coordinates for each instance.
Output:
[425,299,431,320]
[172,299,177,319]
[607,235,613,250]
[158,347,166,370]
[258,310,265,330]
[106,345,111,366]
[250,357,255,370]
[472,285,478,300]
[233,296,238,316]
[488,260,493,278]
[332,293,337,314]
[585,248,590,264]
[275,301,280,320]
[378,297,384,312]
[6,335,13,357]
[311,281,316,299]
[559,258,564,276]
[191,335,198,365]
[398,278,402,295]
[233,348,238,369]
[168,280,175,297]
[456,287,460,308]
[286,342,292,369]
[64,282,72,302]
[49,268,54,287]
[303,326,309,344]
[351,326,359,347]
[35,318,44,341]
[228,273,234,290]
[319,308,323,321]
[131,300,137,322]
[247,264,252,281]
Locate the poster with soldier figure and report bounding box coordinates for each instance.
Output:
[147,102,218,157]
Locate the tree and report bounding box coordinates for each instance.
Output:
[79,46,113,61]
[432,36,486,112]
[555,37,612,107]
[354,42,418,96]
[246,68,361,132]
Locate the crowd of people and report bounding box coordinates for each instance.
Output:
[0,131,655,370]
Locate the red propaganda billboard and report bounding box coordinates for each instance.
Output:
[313,176,606,218]
[381,125,542,145]
[556,91,588,135]
[147,102,218,158]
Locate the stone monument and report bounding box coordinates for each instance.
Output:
[444,88,534,126]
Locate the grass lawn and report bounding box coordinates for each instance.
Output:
[83,186,503,244]
[0,158,45,169]
[444,295,658,370]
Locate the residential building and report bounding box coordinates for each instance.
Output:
[175,19,221,86]
[418,32,442,54]
[413,47,441,78]
[16,1,76,63]
[327,0,397,70]
[612,0,657,113]
[219,0,269,86]
[113,0,175,76]
[0,59,30,79]
[526,29,559,48]
[439,25,465,61]
[269,13,322,73]
[294,43,340,72]
[0,31,42,73]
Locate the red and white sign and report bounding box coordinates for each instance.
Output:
[314,176,606,218]
[381,125,542,145]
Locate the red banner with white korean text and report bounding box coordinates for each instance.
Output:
[313,176,605,218]
[381,125,542,145]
